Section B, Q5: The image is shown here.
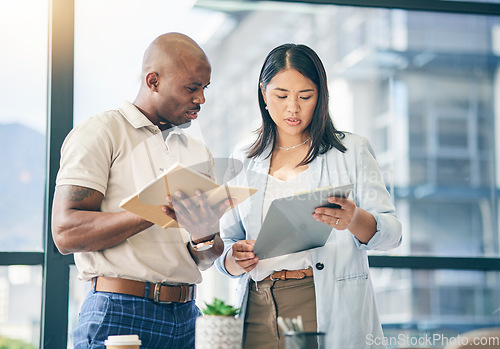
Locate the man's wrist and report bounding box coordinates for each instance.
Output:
[190,233,216,244]
[190,234,216,252]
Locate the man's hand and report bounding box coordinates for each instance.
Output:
[163,189,235,242]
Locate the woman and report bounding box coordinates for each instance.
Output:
[215,43,402,349]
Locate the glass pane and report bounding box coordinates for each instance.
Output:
[0,265,42,348]
[191,4,500,258]
[0,0,48,252]
[74,0,201,125]
[373,268,500,348]
[71,0,500,344]
[67,266,90,349]
[73,0,241,308]
[75,2,500,259]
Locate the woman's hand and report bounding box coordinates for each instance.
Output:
[225,239,259,276]
[313,196,377,244]
[313,196,357,229]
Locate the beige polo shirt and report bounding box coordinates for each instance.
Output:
[56,101,213,284]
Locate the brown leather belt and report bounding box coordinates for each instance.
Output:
[93,276,196,303]
[263,268,314,281]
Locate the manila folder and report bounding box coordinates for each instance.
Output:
[120,162,256,229]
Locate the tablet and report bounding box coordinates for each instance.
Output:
[252,183,353,260]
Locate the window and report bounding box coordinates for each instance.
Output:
[374,269,500,343]
[0,0,48,347]
[72,0,500,340]
[0,266,42,347]
[0,0,48,252]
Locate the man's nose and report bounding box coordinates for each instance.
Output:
[193,90,206,105]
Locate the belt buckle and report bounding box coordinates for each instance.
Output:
[153,282,173,304]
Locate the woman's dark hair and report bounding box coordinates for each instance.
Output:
[247,43,346,165]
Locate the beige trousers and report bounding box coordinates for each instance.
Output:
[243,276,317,349]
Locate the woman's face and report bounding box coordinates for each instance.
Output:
[261,68,318,138]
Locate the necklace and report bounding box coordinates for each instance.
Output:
[277,137,311,151]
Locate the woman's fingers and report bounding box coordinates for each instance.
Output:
[232,240,258,270]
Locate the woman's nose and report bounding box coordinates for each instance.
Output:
[287,98,300,113]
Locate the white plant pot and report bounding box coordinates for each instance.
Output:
[195,315,243,349]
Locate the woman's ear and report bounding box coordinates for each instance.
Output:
[260,83,267,105]
[146,72,159,91]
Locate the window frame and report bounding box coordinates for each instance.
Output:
[42,0,75,347]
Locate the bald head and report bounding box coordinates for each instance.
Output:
[141,33,208,81]
[134,33,212,129]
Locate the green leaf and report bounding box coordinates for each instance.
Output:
[201,298,240,316]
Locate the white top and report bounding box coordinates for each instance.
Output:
[250,170,313,282]
[56,101,214,284]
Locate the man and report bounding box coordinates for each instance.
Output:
[52,33,230,348]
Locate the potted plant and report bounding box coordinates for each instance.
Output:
[195,298,243,349]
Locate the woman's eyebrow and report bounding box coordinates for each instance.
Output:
[273,87,315,92]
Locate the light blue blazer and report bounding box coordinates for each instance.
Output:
[215,133,402,348]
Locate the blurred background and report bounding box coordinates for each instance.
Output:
[1,0,500,347]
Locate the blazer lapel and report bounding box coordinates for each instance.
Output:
[308,154,325,189]
[244,151,271,240]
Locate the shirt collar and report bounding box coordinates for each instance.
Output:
[118,101,155,128]
[163,127,189,146]
[118,101,189,144]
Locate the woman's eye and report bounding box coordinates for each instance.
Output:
[301,96,312,100]
[276,95,287,99]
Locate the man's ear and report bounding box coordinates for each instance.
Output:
[146,72,159,91]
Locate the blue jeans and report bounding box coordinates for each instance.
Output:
[73,289,200,349]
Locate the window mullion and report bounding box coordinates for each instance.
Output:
[41,0,75,348]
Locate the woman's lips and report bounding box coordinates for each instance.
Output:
[285,118,301,126]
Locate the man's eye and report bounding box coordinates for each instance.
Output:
[187,87,197,92]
